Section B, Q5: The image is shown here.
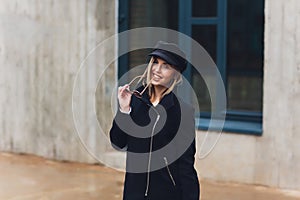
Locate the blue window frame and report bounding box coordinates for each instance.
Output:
[118,0,264,135]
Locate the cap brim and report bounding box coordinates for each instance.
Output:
[148,51,178,67]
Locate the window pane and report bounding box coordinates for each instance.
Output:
[192,25,217,63]
[191,68,212,113]
[192,0,217,17]
[126,0,179,72]
[191,25,217,112]
[227,0,264,112]
[227,76,263,111]
[129,0,178,29]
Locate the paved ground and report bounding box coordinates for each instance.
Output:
[0,152,299,200]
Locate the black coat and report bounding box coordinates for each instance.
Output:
[110,88,200,200]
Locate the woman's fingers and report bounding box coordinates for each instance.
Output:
[118,85,132,111]
[118,84,131,97]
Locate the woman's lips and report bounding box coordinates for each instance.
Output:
[152,73,162,80]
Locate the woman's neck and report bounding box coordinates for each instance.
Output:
[150,85,166,106]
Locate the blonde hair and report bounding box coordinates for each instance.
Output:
[135,57,183,99]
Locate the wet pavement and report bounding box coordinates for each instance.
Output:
[0,152,299,200]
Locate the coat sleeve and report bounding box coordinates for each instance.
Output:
[109,110,131,151]
[177,107,200,200]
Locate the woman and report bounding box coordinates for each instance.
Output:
[110,41,200,200]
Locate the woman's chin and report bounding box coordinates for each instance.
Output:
[151,81,168,88]
[151,80,164,86]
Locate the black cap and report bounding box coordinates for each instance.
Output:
[148,41,187,73]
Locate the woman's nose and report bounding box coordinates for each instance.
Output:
[153,64,161,73]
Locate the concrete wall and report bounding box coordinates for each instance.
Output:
[0,0,117,163]
[196,0,300,190]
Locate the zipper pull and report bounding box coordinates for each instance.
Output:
[163,157,168,165]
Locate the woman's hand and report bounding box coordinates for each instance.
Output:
[118,84,132,112]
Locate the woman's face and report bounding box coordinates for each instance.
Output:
[150,57,177,88]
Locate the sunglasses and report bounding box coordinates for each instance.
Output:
[126,75,152,98]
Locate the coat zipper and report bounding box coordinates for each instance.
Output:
[163,157,176,186]
[144,113,160,197]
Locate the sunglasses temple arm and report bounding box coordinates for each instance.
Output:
[125,88,133,94]
[139,78,153,95]
[127,75,145,88]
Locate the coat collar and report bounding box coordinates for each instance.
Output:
[158,92,175,110]
[137,87,176,110]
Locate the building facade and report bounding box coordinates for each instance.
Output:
[0,0,299,191]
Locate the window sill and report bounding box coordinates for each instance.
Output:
[195,118,262,136]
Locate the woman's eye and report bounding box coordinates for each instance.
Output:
[162,64,170,69]
[152,62,158,67]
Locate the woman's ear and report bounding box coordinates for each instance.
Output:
[174,70,180,80]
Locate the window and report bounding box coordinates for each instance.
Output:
[119,0,264,135]
[118,0,178,79]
